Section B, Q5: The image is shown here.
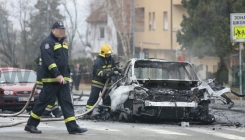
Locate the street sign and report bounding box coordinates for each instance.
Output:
[230,13,245,42]
[230,13,245,106]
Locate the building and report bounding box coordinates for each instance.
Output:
[86,6,118,59]
[134,0,219,79]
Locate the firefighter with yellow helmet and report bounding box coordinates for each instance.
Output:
[85,44,117,114]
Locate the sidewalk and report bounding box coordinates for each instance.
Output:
[210,99,245,113]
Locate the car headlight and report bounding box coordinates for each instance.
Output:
[4,90,14,95]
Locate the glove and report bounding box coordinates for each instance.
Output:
[102,69,112,77]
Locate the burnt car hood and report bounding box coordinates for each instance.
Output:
[0,83,35,91]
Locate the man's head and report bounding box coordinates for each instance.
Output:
[99,44,113,58]
[51,21,66,39]
[76,63,80,68]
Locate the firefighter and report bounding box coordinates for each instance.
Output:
[25,21,87,134]
[34,56,62,118]
[85,44,120,114]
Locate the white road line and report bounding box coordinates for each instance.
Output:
[92,128,120,132]
[187,128,245,140]
[141,128,189,136]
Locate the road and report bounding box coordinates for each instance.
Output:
[0,118,245,140]
[0,91,244,140]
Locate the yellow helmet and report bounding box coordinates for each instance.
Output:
[99,44,113,57]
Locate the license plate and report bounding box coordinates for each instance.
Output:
[18,97,34,102]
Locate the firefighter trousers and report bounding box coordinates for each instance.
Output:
[27,82,79,132]
[86,86,111,108]
[42,98,60,117]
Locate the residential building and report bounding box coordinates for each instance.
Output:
[134,0,219,79]
[86,6,118,60]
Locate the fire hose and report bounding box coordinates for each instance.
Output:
[0,79,110,128]
[231,90,245,97]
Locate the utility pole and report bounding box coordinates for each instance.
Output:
[132,0,135,58]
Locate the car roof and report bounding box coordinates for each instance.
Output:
[0,67,34,72]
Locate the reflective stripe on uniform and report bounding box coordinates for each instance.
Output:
[91,84,111,89]
[92,80,105,86]
[92,80,112,86]
[36,84,43,89]
[31,112,41,120]
[48,63,57,70]
[102,65,112,68]
[42,77,70,83]
[98,71,103,76]
[42,78,57,82]
[51,106,58,111]
[54,44,68,50]
[45,107,52,111]
[47,105,53,109]
[54,102,58,106]
[54,44,62,50]
[64,116,76,123]
[36,81,43,85]
[63,45,68,49]
[64,77,70,81]
[86,105,93,109]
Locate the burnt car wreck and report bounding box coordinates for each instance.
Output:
[107,58,215,124]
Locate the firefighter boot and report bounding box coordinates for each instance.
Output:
[24,125,42,134]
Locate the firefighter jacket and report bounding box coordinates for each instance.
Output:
[91,55,116,88]
[40,32,70,83]
[34,55,43,87]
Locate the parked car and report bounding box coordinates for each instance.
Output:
[108,58,215,124]
[0,67,39,111]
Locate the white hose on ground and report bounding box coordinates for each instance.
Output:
[0,79,110,128]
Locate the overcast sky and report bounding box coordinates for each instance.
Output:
[3,0,91,33]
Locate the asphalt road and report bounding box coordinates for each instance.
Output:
[0,91,244,140]
[0,119,245,140]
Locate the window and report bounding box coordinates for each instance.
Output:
[149,12,152,30]
[99,27,105,39]
[163,11,168,30]
[153,12,156,30]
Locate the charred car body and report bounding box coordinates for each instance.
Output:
[108,58,215,124]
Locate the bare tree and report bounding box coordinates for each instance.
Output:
[104,0,133,61]
[0,2,18,67]
[11,0,35,68]
[61,0,79,57]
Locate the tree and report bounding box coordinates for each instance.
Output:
[176,0,245,83]
[61,0,78,57]
[0,2,18,67]
[28,0,64,60]
[104,0,133,62]
[11,0,35,68]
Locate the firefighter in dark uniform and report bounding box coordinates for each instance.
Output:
[25,21,87,134]
[34,56,62,118]
[86,44,117,111]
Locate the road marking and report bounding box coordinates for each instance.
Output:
[92,128,120,132]
[187,128,245,140]
[141,128,189,136]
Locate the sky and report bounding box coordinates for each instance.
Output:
[2,0,91,33]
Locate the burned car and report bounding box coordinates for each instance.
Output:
[108,58,215,124]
